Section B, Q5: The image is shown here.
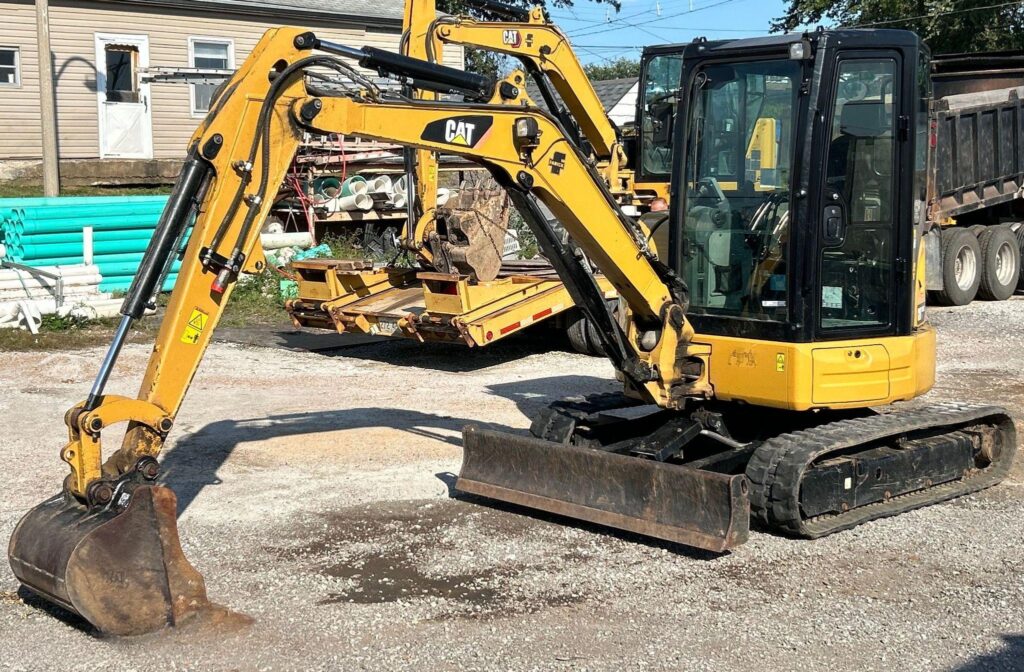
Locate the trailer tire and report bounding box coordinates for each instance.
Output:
[566,303,616,356]
[977,225,1020,301]
[566,311,593,355]
[1016,226,1024,293]
[932,227,981,306]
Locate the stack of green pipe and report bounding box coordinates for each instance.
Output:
[0,196,184,292]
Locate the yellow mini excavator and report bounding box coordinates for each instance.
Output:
[9,23,1016,635]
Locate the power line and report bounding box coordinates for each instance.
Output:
[847,0,1024,28]
[567,0,747,37]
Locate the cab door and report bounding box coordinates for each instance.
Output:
[814,52,911,339]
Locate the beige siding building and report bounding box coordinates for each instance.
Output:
[0,0,463,182]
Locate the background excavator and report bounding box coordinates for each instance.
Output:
[8,20,1017,637]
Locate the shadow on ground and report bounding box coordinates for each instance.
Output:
[305,331,579,373]
[950,634,1024,671]
[161,375,616,514]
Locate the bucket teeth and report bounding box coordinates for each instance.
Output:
[8,484,211,636]
[457,425,750,552]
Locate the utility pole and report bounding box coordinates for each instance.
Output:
[36,0,60,196]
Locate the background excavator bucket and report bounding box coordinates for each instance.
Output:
[457,426,750,552]
[8,484,211,636]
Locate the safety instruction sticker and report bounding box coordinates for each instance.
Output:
[181,308,209,344]
[822,286,843,310]
[776,353,786,372]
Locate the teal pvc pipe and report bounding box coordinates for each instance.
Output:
[18,239,153,259]
[99,274,178,293]
[7,252,173,267]
[6,228,157,246]
[15,202,168,222]
[98,260,182,277]
[13,215,166,235]
[0,196,168,208]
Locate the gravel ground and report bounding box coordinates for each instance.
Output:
[1,300,1022,671]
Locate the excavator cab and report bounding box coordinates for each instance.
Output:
[672,31,919,343]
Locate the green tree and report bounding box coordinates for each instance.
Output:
[772,0,1024,54]
[584,57,641,81]
[437,0,620,77]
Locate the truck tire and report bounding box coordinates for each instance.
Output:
[968,224,988,239]
[1016,226,1024,293]
[932,227,981,306]
[977,225,1020,301]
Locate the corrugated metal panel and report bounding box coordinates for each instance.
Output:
[0,0,463,162]
[0,1,43,159]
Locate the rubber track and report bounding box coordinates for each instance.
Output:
[745,402,1017,538]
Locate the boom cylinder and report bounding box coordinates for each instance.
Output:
[121,151,210,320]
[315,39,495,98]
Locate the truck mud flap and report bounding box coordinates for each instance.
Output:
[457,425,750,552]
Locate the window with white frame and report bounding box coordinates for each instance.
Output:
[0,47,20,86]
[189,38,233,114]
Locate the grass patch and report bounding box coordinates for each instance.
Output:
[0,314,159,352]
[219,269,292,328]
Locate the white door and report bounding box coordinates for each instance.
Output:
[95,34,153,159]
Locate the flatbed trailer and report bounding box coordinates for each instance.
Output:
[286,258,616,353]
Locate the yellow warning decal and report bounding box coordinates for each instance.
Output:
[776,353,786,372]
[181,308,209,345]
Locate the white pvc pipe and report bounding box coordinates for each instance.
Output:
[83,226,94,266]
[336,193,374,211]
[390,193,407,209]
[369,175,393,194]
[0,287,106,302]
[260,232,314,251]
[394,175,408,196]
[0,264,101,281]
[0,275,103,291]
[18,300,39,334]
[262,220,285,235]
[436,188,450,207]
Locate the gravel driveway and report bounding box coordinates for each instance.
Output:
[1,300,1022,671]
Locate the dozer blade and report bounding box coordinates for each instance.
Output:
[457,426,750,552]
[8,484,210,636]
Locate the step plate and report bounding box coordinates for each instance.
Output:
[457,425,750,552]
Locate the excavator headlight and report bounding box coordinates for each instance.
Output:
[789,40,811,60]
[514,116,541,152]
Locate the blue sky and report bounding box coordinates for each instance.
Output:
[548,0,792,65]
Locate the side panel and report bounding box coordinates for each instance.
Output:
[811,344,890,405]
[698,326,935,410]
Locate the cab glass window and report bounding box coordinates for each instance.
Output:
[680,59,800,321]
[820,59,897,330]
[640,53,683,176]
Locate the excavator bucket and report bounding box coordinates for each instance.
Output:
[457,426,750,552]
[8,484,211,636]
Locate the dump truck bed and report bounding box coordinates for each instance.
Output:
[929,51,1024,219]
